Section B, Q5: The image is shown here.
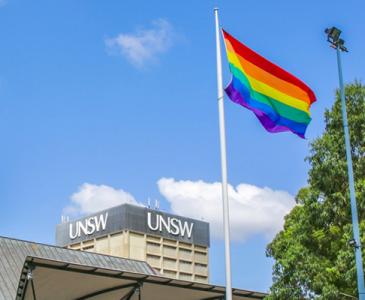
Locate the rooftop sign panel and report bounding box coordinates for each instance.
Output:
[55,204,210,247]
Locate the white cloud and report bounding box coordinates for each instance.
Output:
[157,178,295,242]
[105,19,174,68]
[63,183,141,216]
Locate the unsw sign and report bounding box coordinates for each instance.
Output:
[69,213,108,239]
[147,212,194,238]
[68,211,194,240]
[55,204,209,247]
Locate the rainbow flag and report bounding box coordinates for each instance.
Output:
[222,29,316,138]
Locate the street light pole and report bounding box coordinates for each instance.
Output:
[325,26,365,300]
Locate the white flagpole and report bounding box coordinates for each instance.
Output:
[214,7,233,300]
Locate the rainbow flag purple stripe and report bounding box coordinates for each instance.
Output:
[222,29,316,138]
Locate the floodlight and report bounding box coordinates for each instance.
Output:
[325,26,348,52]
[325,27,341,43]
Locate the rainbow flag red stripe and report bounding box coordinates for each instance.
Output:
[222,29,316,138]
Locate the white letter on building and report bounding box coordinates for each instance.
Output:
[170,218,180,235]
[95,213,108,232]
[87,217,96,235]
[78,220,88,237]
[179,221,194,238]
[147,212,159,231]
[69,223,78,239]
[159,215,170,233]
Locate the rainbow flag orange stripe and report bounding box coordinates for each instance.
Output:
[222,29,316,138]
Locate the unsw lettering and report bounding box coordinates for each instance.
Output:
[69,213,108,239]
[147,212,194,238]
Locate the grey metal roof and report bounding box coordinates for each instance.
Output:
[0,236,157,300]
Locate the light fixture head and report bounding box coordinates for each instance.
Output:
[325,27,341,43]
[325,26,348,52]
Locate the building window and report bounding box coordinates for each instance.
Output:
[194,263,207,275]
[179,272,192,281]
[147,254,160,268]
[147,242,160,255]
[146,235,161,243]
[179,260,192,273]
[179,242,192,249]
[69,243,81,250]
[162,269,177,279]
[194,275,208,283]
[194,245,206,251]
[163,238,177,246]
[179,248,192,260]
[82,245,94,252]
[194,251,207,263]
[163,245,176,258]
[163,258,176,270]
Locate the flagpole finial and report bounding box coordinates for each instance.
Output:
[214,7,219,11]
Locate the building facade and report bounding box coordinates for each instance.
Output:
[56,204,210,283]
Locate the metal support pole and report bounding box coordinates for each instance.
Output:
[137,284,141,300]
[336,46,365,300]
[214,7,233,300]
[27,267,37,300]
[121,286,139,300]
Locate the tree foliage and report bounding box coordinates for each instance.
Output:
[266,82,365,299]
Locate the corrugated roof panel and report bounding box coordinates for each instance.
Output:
[1,239,18,290]
[0,236,156,300]
[0,264,14,299]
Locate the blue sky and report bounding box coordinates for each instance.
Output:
[1,0,365,293]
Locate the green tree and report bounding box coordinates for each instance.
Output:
[266,82,365,299]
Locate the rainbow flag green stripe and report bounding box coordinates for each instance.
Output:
[223,29,316,138]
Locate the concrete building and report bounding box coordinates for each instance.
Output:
[56,204,210,283]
